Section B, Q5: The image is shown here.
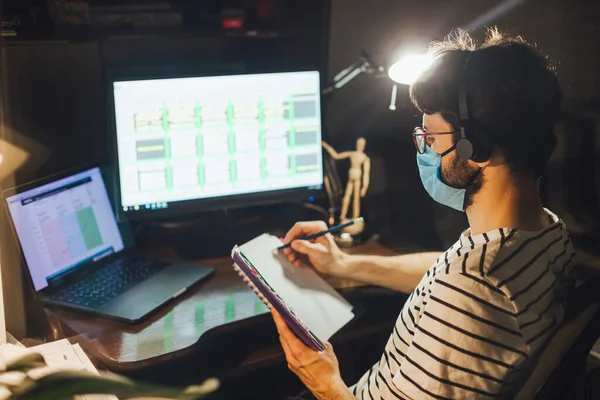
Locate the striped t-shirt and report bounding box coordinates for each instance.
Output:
[351,208,577,399]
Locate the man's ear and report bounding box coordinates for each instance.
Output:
[474,158,491,169]
[475,146,504,168]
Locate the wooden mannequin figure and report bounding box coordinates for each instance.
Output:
[322,138,370,236]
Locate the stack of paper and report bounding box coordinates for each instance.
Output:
[29,339,117,400]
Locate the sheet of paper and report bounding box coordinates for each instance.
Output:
[72,343,98,373]
[238,234,354,340]
[29,340,117,400]
[29,339,85,371]
[73,344,118,400]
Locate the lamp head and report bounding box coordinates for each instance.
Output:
[388,54,433,86]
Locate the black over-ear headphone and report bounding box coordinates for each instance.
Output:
[456,52,494,162]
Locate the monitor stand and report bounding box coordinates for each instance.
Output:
[135,202,329,260]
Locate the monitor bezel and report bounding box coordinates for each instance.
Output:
[106,68,327,222]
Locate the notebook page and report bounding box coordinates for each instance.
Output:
[238,233,354,340]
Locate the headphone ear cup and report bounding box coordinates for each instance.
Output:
[457,120,493,163]
[469,125,494,163]
[456,137,474,161]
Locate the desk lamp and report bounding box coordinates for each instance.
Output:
[323,50,433,105]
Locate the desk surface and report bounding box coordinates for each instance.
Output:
[45,239,398,373]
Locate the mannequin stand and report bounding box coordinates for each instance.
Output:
[323,138,371,243]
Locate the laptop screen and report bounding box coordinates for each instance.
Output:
[5,167,125,291]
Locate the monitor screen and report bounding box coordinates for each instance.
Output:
[111,70,324,216]
[5,167,125,291]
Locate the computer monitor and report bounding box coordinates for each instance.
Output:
[110,70,325,220]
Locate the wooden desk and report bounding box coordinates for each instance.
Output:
[44,240,398,377]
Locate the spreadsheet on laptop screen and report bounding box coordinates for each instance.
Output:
[5,167,125,291]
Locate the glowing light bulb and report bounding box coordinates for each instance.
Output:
[388,54,433,86]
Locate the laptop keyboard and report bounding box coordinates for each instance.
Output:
[50,258,171,309]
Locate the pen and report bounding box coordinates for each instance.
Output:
[276,217,364,251]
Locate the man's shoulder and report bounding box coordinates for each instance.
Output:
[436,239,507,295]
[437,230,506,279]
[438,216,573,291]
[483,226,575,304]
[488,222,569,269]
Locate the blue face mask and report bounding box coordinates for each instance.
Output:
[416,145,466,212]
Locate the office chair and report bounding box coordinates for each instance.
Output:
[515,276,600,400]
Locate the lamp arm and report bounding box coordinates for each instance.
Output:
[323,50,385,95]
[323,61,365,95]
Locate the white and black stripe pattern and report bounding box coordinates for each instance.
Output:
[351,209,576,399]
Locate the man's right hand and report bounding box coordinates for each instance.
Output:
[282,221,349,278]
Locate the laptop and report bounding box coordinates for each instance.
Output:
[2,166,214,323]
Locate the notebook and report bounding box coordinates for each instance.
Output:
[231,233,355,351]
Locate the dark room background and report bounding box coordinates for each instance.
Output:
[324,0,599,254]
[1,0,599,338]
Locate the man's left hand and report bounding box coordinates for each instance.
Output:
[272,309,354,400]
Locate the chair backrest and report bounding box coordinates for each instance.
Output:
[515,277,600,400]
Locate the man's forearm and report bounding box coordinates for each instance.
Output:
[315,378,356,400]
[341,252,442,293]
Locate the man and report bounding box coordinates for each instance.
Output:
[272,28,577,399]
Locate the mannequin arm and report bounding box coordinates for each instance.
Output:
[322,141,351,160]
[361,156,371,197]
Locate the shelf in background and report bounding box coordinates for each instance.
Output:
[0,26,319,46]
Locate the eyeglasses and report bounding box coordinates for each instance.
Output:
[412,127,459,154]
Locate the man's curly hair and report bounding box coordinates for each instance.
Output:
[410,27,563,178]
